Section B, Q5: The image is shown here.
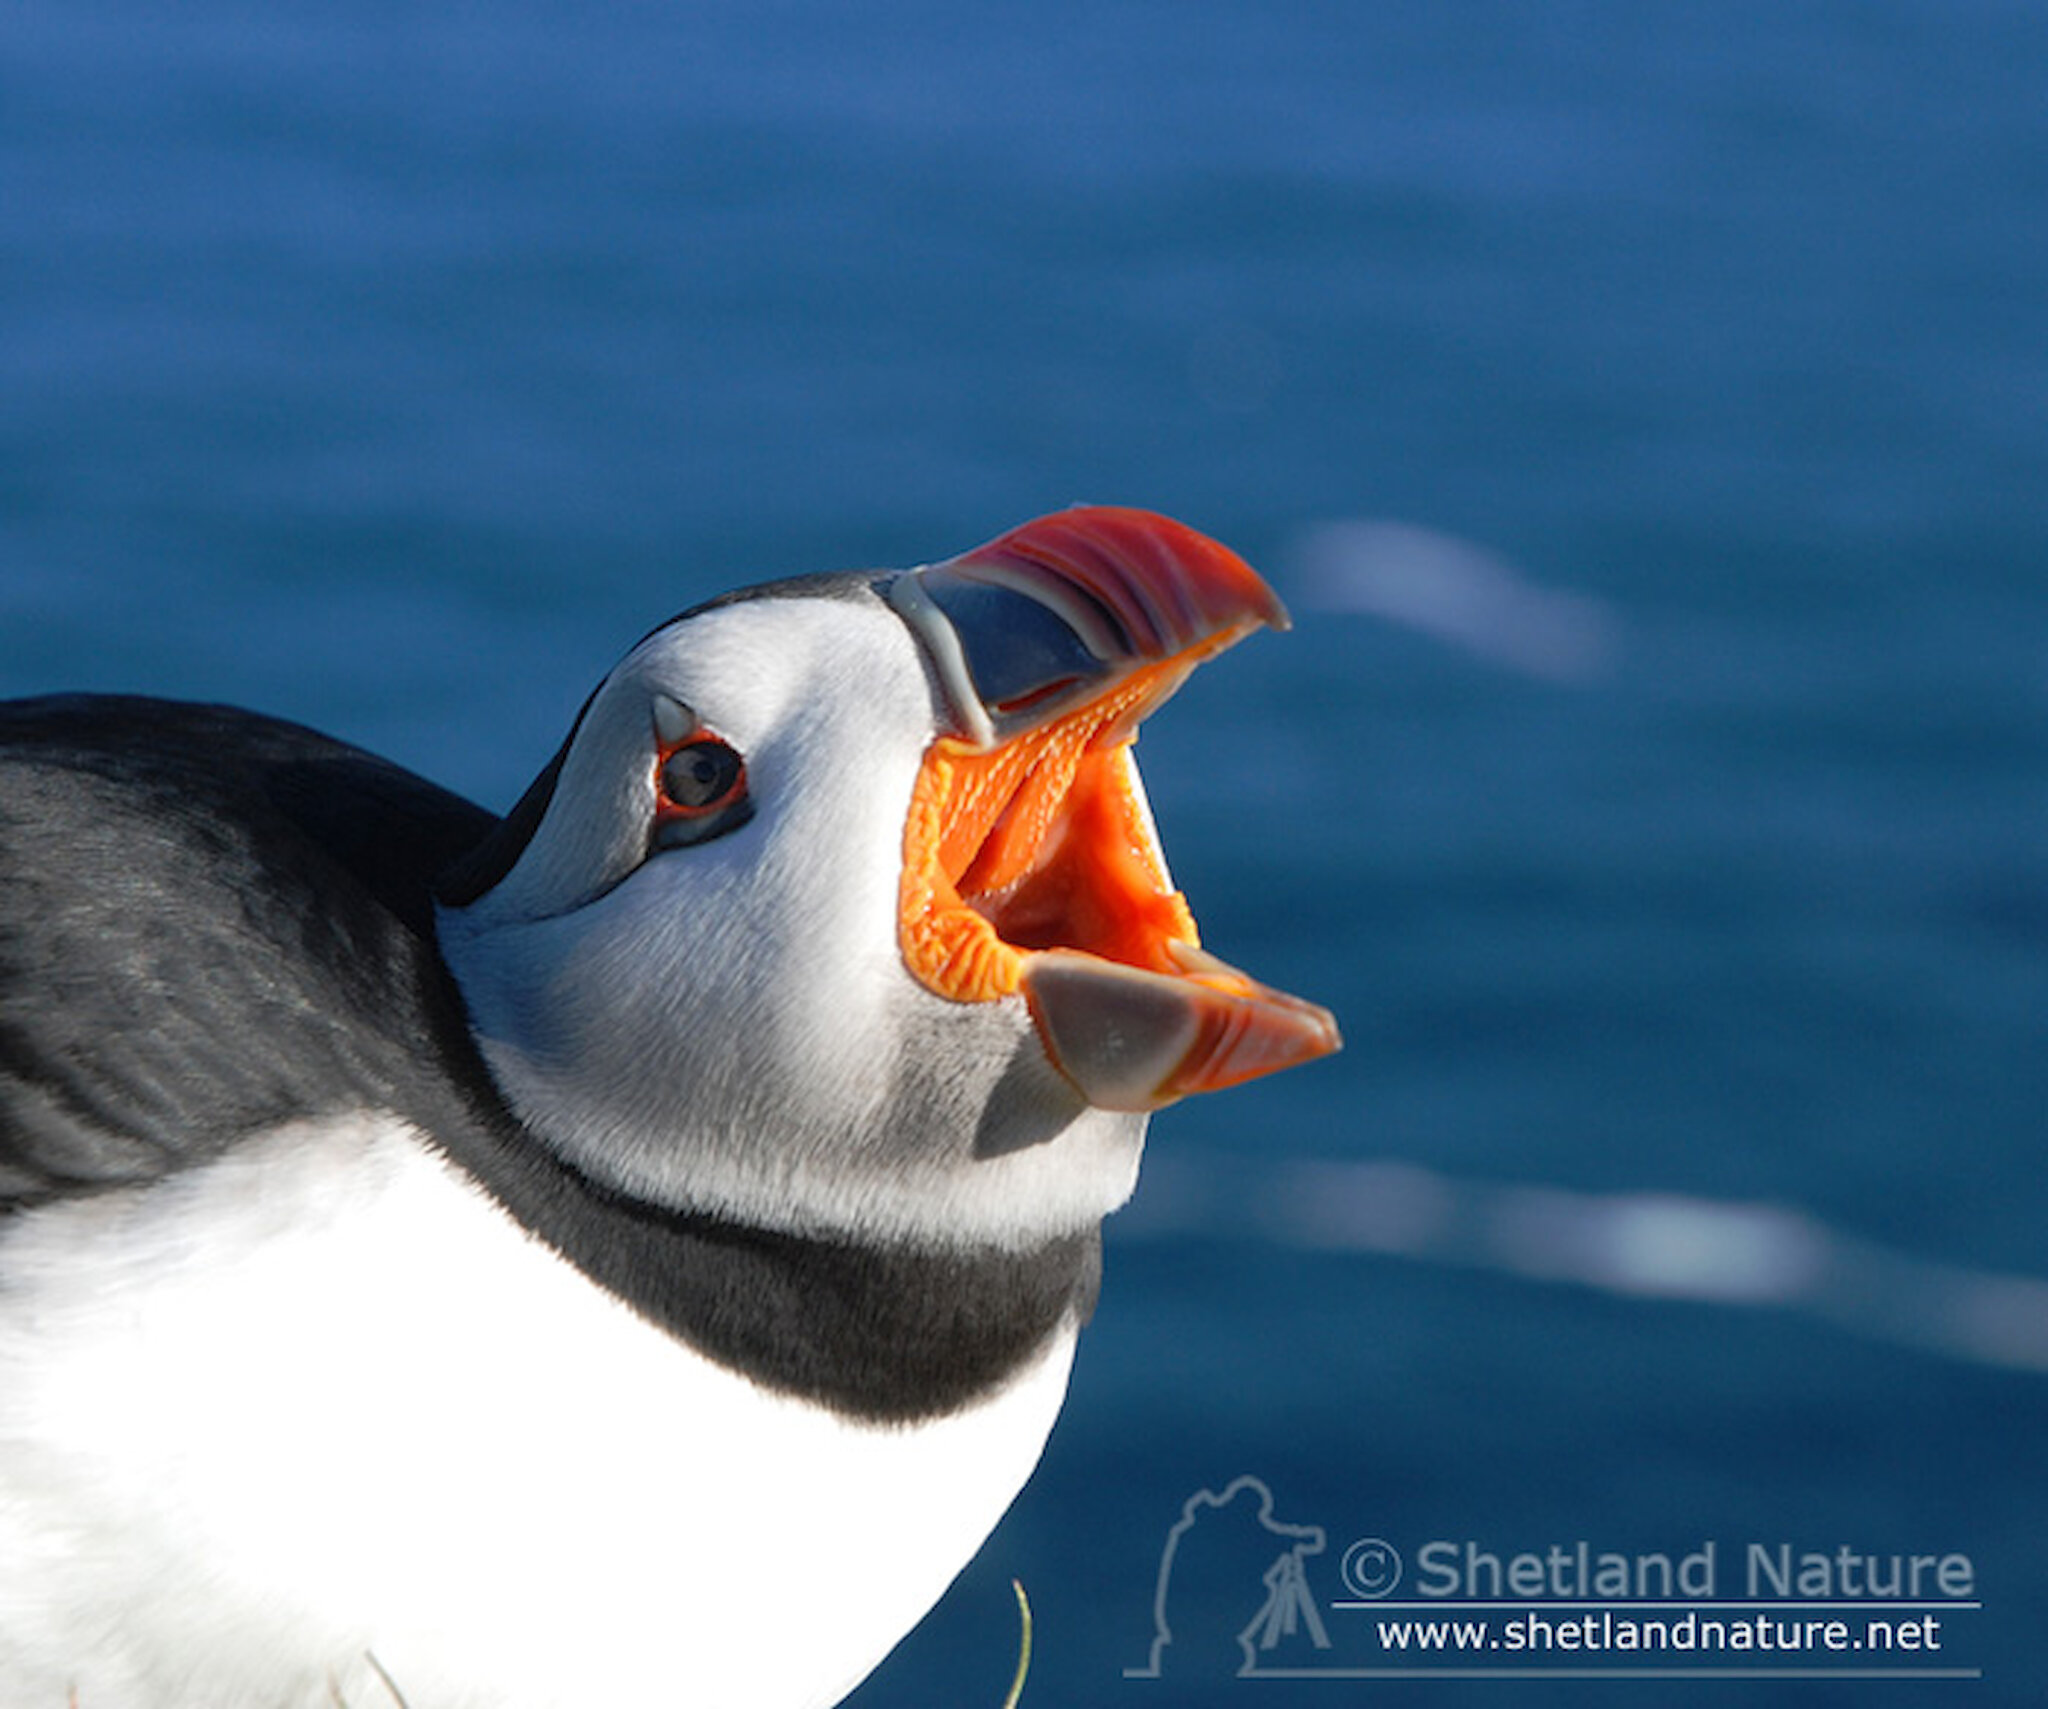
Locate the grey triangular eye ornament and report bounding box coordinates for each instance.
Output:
[883,505,1340,1112]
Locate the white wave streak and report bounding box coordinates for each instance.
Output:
[1126,1155,2048,1375]
[1288,520,1618,681]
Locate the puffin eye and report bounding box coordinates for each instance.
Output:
[662,740,744,811]
[653,737,752,848]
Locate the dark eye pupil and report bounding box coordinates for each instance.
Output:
[663,741,741,809]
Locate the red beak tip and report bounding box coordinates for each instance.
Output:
[953,506,1289,659]
[1021,949,1341,1114]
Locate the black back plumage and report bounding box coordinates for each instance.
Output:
[0,694,497,1205]
[0,693,1098,1421]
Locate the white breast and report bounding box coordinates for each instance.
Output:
[0,1117,1076,1709]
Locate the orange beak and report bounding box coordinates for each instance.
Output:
[887,507,1340,1112]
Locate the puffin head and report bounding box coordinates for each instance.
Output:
[435,507,1338,1251]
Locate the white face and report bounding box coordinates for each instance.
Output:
[435,589,1148,1251]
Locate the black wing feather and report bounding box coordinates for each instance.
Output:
[0,695,495,1208]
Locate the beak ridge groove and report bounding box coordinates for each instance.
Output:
[890,506,1289,747]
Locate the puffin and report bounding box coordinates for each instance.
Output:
[0,506,1338,1709]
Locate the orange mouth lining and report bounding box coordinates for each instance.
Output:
[898,660,1202,1005]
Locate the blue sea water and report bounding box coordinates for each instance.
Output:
[4,1,2045,1703]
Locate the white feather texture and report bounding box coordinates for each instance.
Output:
[0,1117,1077,1709]
[438,591,1149,1251]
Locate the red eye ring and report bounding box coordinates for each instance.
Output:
[657,736,746,819]
[648,698,753,851]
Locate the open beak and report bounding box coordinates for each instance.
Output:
[885,506,1341,1112]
